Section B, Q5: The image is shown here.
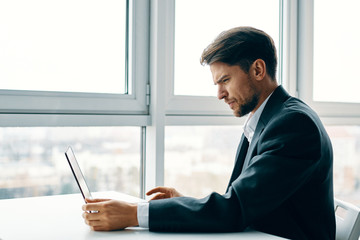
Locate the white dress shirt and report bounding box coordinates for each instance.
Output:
[137,92,274,228]
[137,202,149,228]
[243,93,272,143]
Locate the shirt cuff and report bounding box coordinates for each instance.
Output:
[137,202,149,228]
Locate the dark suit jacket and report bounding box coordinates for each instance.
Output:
[149,86,336,240]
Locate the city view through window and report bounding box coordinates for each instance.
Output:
[0,125,359,206]
[165,125,360,206]
[0,127,140,199]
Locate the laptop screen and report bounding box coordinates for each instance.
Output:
[65,146,93,202]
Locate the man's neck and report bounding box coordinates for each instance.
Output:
[251,83,278,114]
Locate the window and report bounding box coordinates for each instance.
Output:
[165,126,243,198]
[0,0,149,116]
[162,0,281,193]
[165,0,281,117]
[297,0,360,118]
[3,0,360,205]
[313,0,360,103]
[0,0,150,200]
[327,125,360,205]
[0,127,141,199]
[0,0,128,94]
[164,125,360,205]
[174,0,280,97]
[296,0,360,205]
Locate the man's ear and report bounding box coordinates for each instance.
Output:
[252,59,266,81]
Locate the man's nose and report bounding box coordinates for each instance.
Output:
[217,85,227,100]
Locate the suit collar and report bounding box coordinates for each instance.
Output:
[243,86,290,167]
[243,92,272,143]
[256,85,290,128]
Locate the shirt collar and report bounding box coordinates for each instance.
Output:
[243,92,273,143]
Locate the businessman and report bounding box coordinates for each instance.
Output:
[82,27,336,240]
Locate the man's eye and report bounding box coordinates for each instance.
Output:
[223,78,229,83]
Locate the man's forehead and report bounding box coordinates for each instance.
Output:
[210,62,228,78]
[210,62,228,71]
[213,74,230,85]
[210,62,235,83]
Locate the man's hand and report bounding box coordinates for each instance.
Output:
[82,198,138,231]
[146,186,183,200]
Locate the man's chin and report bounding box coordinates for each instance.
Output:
[233,108,252,118]
[233,110,242,118]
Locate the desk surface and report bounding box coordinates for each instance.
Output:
[0,192,285,240]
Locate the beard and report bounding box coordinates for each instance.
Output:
[234,76,260,117]
[236,93,259,117]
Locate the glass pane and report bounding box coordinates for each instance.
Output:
[165,126,243,198]
[165,125,360,206]
[327,125,360,205]
[0,127,140,199]
[314,0,360,103]
[0,0,128,94]
[174,0,280,97]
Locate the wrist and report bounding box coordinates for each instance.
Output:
[131,203,139,227]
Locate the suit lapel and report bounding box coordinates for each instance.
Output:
[226,86,291,190]
[241,86,291,171]
[241,121,265,172]
[226,134,249,191]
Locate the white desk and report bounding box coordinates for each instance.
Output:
[0,192,285,240]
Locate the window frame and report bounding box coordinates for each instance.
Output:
[296,0,360,125]
[0,0,150,127]
[163,1,232,117]
[163,0,283,125]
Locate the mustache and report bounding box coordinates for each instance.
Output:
[225,98,236,104]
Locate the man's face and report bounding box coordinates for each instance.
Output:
[210,62,259,117]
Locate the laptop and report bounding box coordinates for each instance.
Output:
[65,146,93,203]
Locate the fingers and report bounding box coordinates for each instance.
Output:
[146,187,184,199]
[82,203,99,212]
[146,187,163,196]
[82,211,101,229]
[146,187,171,200]
[82,198,110,211]
[82,205,106,229]
[84,217,104,231]
[146,186,169,196]
[82,199,139,231]
[150,193,167,200]
[82,199,110,212]
[86,198,110,203]
[82,211,99,220]
[91,225,108,231]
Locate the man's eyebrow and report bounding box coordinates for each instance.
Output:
[215,75,229,85]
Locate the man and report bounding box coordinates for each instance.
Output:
[82,27,336,240]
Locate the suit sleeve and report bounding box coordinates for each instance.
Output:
[149,111,322,232]
[149,187,245,232]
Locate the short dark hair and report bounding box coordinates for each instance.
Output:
[200,26,277,80]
